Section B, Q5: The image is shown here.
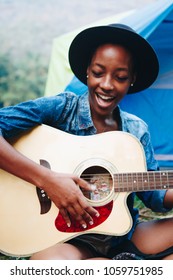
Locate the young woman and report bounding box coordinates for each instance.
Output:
[0,24,173,260]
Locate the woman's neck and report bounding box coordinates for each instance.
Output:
[91,107,120,133]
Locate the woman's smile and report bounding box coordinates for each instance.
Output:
[95,92,116,108]
[87,44,135,116]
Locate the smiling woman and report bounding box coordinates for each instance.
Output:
[86,43,135,132]
[1,23,173,260]
[68,23,158,93]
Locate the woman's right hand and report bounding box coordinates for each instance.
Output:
[0,136,99,229]
[41,170,99,229]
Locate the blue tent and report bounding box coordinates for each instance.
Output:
[45,0,173,169]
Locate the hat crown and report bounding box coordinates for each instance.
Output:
[109,23,135,33]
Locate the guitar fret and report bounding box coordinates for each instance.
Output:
[148,172,155,190]
[166,172,169,189]
[129,173,134,191]
[132,173,138,191]
[125,174,130,191]
[114,171,173,193]
[124,174,128,191]
[137,172,143,191]
[153,172,156,189]
[123,173,128,192]
[159,172,162,190]
[160,171,169,190]
[155,172,160,189]
[126,173,129,191]
[116,173,122,192]
[142,172,149,190]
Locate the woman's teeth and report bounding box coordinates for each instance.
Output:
[96,93,115,102]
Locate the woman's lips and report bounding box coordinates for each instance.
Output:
[95,92,116,107]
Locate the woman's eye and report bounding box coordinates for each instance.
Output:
[117,76,128,82]
[92,71,103,77]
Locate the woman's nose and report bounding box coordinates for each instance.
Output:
[100,76,114,91]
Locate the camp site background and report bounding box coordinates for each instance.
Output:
[0,0,157,107]
[1,0,173,261]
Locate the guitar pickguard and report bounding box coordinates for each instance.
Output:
[55,201,113,232]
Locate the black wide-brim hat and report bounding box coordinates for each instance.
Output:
[69,23,159,94]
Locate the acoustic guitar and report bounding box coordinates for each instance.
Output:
[0,125,172,257]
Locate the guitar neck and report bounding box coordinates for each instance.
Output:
[114,170,173,192]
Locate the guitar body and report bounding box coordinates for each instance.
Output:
[0,125,146,257]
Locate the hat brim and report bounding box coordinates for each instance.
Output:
[68,25,159,94]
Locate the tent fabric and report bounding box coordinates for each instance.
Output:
[45,0,172,95]
[45,0,173,168]
[121,6,173,168]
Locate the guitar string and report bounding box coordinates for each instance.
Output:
[80,173,173,189]
[80,173,173,179]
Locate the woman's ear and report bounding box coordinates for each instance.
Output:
[86,67,89,78]
[131,74,136,86]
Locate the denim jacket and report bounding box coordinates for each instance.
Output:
[0,91,169,241]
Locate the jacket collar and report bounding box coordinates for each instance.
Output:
[77,92,95,131]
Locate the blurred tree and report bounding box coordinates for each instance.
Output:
[0,53,47,108]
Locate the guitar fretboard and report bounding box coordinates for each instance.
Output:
[114,171,173,192]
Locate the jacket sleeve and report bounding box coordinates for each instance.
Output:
[137,127,173,212]
[136,190,171,213]
[0,94,67,139]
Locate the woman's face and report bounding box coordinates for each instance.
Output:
[87,44,136,118]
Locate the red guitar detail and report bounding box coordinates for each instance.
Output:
[55,201,113,232]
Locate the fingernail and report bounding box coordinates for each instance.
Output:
[82,224,87,229]
[95,212,100,217]
[67,223,71,227]
[89,221,94,225]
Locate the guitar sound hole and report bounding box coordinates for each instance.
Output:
[80,166,113,202]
